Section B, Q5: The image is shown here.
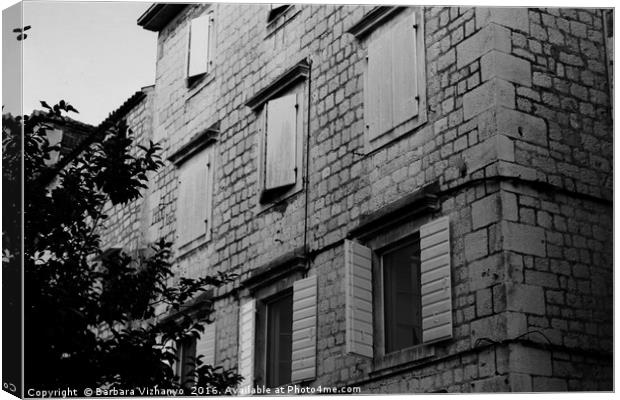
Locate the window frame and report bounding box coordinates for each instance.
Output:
[380,234,423,354]
[175,337,197,388]
[255,84,306,209]
[173,141,216,257]
[365,214,435,367]
[262,289,294,388]
[249,268,304,389]
[361,7,427,154]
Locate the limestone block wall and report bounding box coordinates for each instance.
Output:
[96,5,612,392]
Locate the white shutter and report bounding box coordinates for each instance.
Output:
[291,275,317,382]
[391,13,418,125]
[188,14,210,78]
[420,216,453,343]
[367,28,393,140]
[265,93,297,190]
[197,323,216,366]
[238,299,255,392]
[177,147,211,246]
[344,239,373,358]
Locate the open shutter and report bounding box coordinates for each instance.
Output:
[344,240,373,358]
[238,299,255,392]
[291,275,317,382]
[188,14,210,78]
[197,323,216,366]
[420,216,453,343]
[265,93,297,190]
[391,13,418,125]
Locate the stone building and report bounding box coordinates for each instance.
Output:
[100,5,613,392]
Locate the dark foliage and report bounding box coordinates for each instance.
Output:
[2,103,242,392]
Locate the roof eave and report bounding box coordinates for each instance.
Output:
[137,3,187,32]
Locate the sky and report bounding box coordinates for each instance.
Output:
[3,1,156,125]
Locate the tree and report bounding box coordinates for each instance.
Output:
[2,101,242,391]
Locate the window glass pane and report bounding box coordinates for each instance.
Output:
[383,236,421,353]
[266,292,293,387]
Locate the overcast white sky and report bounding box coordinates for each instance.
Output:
[3,1,156,125]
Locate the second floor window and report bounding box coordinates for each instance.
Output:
[263,93,299,192]
[176,145,215,249]
[362,8,427,151]
[187,11,215,79]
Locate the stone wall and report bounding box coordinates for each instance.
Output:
[100,5,612,392]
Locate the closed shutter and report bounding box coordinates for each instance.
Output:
[177,149,209,246]
[238,299,255,392]
[367,27,393,140]
[188,14,210,78]
[391,13,418,125]
[265,93,297,190]
[420,216,453,343]
[366,12,419,140]
[197,323,216,366]
[291,275,317,382]
[344,239,373,358]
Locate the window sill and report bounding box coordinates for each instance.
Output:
[255,185,303,215]
[365,110,428,155]
[265,6,299,39]
[176,233,211,259]
[370,344,436,378]
[186,70,215,97]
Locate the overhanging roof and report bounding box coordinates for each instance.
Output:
[137,3,188,32]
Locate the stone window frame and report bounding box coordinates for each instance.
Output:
[349,184,441,373]
[168,124,219,258]
[349,6,428,154]
[265,4,300,39]
[241,250,307,388]
[246,60,309,212]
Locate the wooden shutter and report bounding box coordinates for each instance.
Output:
[344,240,373,358]
[197,323,216,366]
[238,299,255,392]
[265,93,297,190]
[188,14,210,78]
[291,275,317,382]
[177,148,210,246]
[391,13,418,125]
[420,216,453,343]
[367,28,393,140]
[366,12,419,140]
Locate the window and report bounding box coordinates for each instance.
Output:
[382,235,422,353]
[267,4,291,23]
[262,92,299,194]
[357,8,427,152]
[344,216,452,366]
[187,11,215,81]
[175,144,215,252]
[246,60,308,206]
[238,272,317,392]
[265,291,293,387]
[175,338,197,387]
